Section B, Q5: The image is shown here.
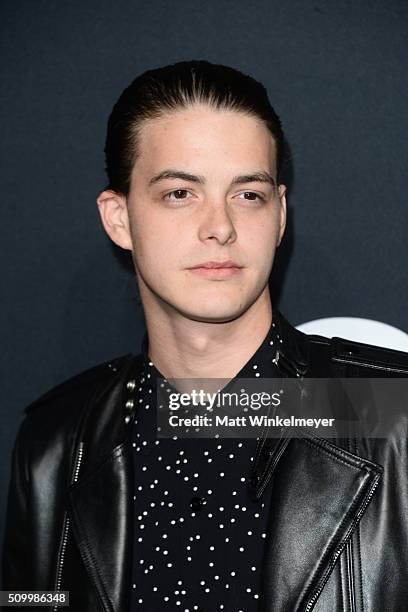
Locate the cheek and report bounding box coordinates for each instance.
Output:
[131,216,182,267]
[241,219,278,257]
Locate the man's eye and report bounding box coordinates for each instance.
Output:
[165,189,190,201]
[238,192,265,203]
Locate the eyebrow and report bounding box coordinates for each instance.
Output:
[148,169,276,188]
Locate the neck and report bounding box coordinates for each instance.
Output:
[141,287,274,380]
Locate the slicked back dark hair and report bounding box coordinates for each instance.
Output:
[104,60,284,195]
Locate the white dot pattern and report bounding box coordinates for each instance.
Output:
[129,321,282,611]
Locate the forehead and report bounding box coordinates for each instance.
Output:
[133,104,277,179]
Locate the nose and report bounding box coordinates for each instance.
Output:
[197,201,237,245]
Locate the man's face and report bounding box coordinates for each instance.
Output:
[101,104,286,323]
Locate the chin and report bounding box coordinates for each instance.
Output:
[177,301,250,324]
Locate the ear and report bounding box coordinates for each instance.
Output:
[96,190,133,251]
[276,184,287,246]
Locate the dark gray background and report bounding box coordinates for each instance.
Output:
[1,0,407,565]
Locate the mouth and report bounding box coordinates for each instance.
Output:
[187,260,244,279]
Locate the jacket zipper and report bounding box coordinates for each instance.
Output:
[52,441,84,611]
[304,473,381,612]
[345,538,356,612]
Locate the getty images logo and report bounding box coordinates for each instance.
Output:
[296,317,408,352]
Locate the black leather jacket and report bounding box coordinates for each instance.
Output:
[3,311,408,611]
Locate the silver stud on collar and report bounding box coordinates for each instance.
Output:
[124,378,138,424]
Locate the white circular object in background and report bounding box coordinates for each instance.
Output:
[296,317,408,352]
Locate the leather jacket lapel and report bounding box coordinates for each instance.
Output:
[67,355,142,612]
[259,433,382,611]
[67,442,133,612]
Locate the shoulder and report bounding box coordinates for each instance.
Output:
[24,352,140,417]
[274,310,408,376]
[308,332,408,375]
[13,353,143,459]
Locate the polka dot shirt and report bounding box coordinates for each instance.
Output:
[129,321,283,611]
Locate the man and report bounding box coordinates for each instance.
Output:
[2,60,408,611]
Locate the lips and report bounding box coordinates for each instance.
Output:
[186,260,244,279]
[188,260,242,269]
